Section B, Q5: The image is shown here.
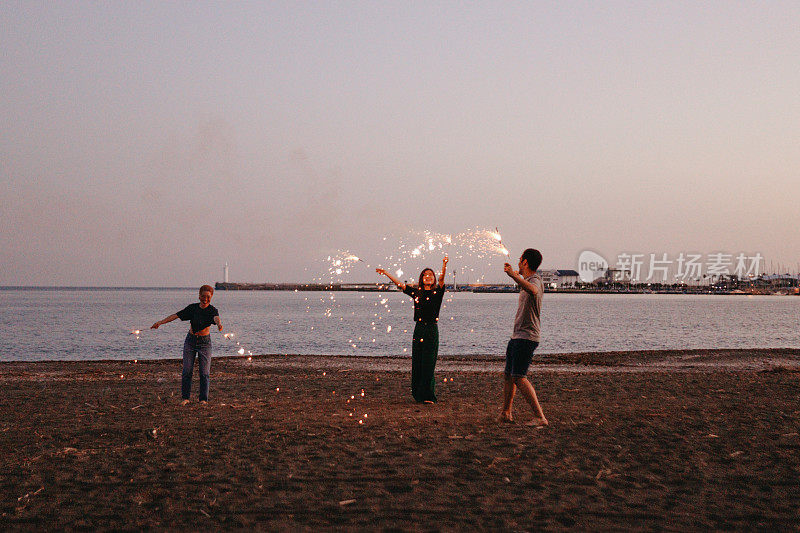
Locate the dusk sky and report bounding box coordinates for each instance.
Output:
[2,2,799,286]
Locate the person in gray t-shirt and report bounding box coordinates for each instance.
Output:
[501,248,548,427]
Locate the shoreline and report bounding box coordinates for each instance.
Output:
[2,284,798,296]
[3,348,799,372]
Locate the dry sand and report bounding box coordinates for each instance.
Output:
[2,349,799,530]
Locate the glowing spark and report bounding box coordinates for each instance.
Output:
[395,269,403,277]
[237,348,245,355]
[387,325,392,333]
[494,227,510,257]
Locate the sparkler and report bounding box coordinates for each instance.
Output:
[494,227,511,259]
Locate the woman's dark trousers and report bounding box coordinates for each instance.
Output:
[411,322,438,402]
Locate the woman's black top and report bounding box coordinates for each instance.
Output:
[402,285,445,324]
[176,303,219,333]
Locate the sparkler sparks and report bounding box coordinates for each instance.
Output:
[310,227,518,354]
[322,228,512,284]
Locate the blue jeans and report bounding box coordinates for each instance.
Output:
[182,333,211,401]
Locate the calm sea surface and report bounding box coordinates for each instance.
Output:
[0,289,797,361]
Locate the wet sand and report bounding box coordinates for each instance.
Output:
[2,350,799,530]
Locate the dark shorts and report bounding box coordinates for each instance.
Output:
[505,338,539,378]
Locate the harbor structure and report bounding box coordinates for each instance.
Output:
[539,269,581,289]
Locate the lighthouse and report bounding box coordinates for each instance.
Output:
[224,262,229,283]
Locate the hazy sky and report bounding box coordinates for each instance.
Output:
[2,1,799,286]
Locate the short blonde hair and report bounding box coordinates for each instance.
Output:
[199,284,214,295]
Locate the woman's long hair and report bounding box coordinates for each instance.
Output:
[418,268,436,290]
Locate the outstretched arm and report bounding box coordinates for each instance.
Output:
[376,268,406,291]
[213,315,223,332]
[438,256,448,288]
[151,314,179,329]
[503,264,540,296]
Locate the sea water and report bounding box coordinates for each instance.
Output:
[0,289,797,361]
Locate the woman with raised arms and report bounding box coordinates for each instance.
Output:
[377,256,448,403]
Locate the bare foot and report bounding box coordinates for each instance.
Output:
[499,413,514,424]
[200,400,208,405]
[423,400,435,404]
[181,399,190,406]
[525,417,549,428]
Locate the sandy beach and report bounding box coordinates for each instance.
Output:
[2,349,799,530]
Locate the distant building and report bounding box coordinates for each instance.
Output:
[598,268,631,284]
[539,269,581,288]
[555,269,580,287]
[755,274,799,289]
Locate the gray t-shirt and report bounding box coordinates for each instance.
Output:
[511,273,543,342]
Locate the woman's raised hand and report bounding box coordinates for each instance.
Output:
[443,255,449,265]
[376,268,387,276]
